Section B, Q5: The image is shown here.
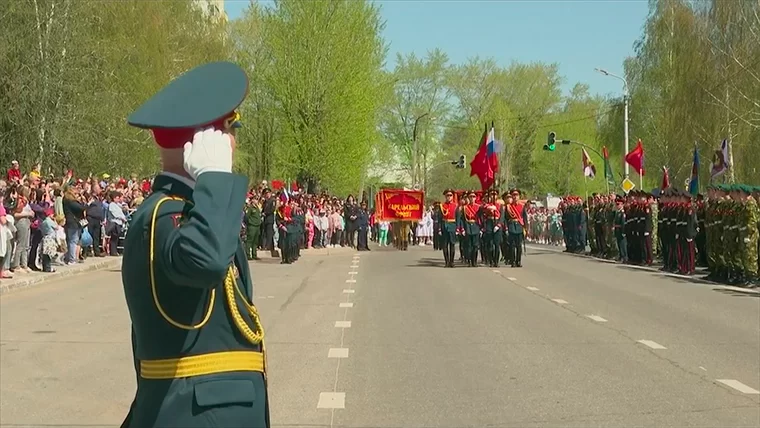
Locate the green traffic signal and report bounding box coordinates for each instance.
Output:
[544,131,556,151]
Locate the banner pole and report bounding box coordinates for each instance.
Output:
[584,174,588,200]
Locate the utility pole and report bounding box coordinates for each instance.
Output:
[412,113,430,187]
[595,68,630,178]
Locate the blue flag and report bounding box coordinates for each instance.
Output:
[689,145,699,196]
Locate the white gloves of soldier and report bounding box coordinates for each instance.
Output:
[183,128,233,181]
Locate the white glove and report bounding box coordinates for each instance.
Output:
[183,128,233,180]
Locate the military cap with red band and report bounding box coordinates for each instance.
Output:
[126,61,248,149]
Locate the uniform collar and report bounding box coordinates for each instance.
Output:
[152,172,195,200]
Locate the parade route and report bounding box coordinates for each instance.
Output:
[1,244,759,427]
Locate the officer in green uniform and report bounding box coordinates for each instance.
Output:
[245,195,263,260]
[121,62,269,428]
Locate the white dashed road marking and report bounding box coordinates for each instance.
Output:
[317,392,346,409]
[586,315,608,322]
[328,348,349,359]
[526,286,539,291]
[345,279,356,283]
[492,270,501,273]
[637,340,667,350]
[339,302,354,308]
[507,277,517,281]
[551,299,568,304]
[716,379,760,394]
[348,271,358,275]
[343,289,355,294]
[334,321,351,328]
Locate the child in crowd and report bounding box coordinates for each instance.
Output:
[378,220,390,246]
[40,208,58,272]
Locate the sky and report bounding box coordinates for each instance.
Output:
[224,0,650,97]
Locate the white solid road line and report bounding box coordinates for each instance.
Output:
[586,315,608,322]
[716,379,760,394]
[551,299,569,304]
[317,392,346,409]
[327,348,349,359]
[526,286,539,291]
[345,279,356,283]
[343,289,355,294]
[637,339,667,350]
[339,302,354,308]
[334,321,351,328]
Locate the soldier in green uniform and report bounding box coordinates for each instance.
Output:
[121,62,269,428]
[505,188,528,267]
[501,191,513,265]
[437,189,459,268]
[613,195,628,263]
[461,191,481,267]
[587,195,598,256]
[245,194,263,260]
[724,185,742,283]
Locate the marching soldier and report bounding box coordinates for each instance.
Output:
[276,195,292,264]
[438,189,459,267]
[505,188,528,267]
[121,62,269,427]
[245,194,263,260]
[482,190,504,267]
[461,191,481,267]
[500,191,511,265]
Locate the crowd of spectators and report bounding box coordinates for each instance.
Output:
[0,160,148,281]
[0,161,387,282]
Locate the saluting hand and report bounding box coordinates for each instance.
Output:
[183,127,233,180]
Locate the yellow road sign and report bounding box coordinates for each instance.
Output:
[621,178,636,193]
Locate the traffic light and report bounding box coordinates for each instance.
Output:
[543,131,556,151]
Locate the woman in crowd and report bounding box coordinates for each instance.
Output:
[11,186,34,273]
[28,187,51,270]
[62,186,86,265]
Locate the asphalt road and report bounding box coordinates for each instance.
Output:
[1,244,758,427]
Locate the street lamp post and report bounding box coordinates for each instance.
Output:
[412,113,430,186]
[595,68,630,178]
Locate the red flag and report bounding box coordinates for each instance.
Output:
[660,166,670,190]
[469,126,494,190]
[625,139,645,176]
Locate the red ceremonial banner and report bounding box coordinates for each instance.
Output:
[377,189,424,221]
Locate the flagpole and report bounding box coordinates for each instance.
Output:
[639,169,643,191]
[584,174,588,200]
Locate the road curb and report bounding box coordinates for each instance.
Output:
[0,258,122,295]
[526,244,760,296]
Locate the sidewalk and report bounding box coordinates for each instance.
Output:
[0,257,123,295]
[0,245,358,295]
[526,243,760,296]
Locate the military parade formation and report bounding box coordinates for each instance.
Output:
[528,184,760,288]
[431,188,529,269]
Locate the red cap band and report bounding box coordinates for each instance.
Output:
[151,116,230,149]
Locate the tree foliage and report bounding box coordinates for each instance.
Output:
[4,0,758,197]
[232,0,387,194]
[0,0,229,176]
